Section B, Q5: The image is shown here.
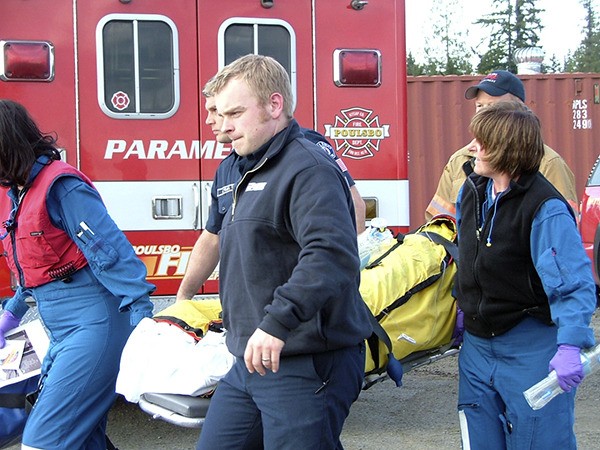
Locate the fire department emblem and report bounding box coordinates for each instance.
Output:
[111,91,130,111]
[324,107,390,160]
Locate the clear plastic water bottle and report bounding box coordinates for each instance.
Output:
[357,218,394,270]
[523,344,600,410]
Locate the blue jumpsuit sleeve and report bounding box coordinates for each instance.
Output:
[1,286,32,319]
[531,198,596,348]
[47,176,156,325]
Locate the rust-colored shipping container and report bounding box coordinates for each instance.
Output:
[408,73,600,228]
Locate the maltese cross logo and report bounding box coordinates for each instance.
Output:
[324,107,390,160]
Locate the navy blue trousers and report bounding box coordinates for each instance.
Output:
[197,344,365,450]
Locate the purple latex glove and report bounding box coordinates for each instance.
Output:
[451,307,464,348]
[0,311,21,349]
[549,344,584,392]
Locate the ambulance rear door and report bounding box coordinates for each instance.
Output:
[76,1,203,295]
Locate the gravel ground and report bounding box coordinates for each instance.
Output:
[6,314,600,449]
[106,312,600,450]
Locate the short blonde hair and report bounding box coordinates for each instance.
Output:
[469,101,544,177]
[202,75,217,98]
[209,54,294,119]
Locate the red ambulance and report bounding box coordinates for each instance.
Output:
[0,0,408,297]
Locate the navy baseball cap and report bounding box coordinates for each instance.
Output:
[465,70,525,102]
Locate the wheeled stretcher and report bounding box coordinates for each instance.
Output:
[136,344,459,429]
[130,217,462,429]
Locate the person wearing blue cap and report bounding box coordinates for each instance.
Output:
[425,70,577,221]
[464,69,526,102]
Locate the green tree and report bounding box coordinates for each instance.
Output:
[564,0,600,72]
[406,52,425,76]
[545,54,563,73]
[420,0,474,75]
[475,0,543,73]
[513,0,542,49]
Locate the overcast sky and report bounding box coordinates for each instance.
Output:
[405,0,590,65]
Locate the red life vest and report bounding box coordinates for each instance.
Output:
[0,160,91,288]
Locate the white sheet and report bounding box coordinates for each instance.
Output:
[116,318,235,403]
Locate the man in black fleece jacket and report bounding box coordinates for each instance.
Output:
[195,55,372,450]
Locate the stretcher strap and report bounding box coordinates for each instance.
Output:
[364,234,404,270]
[374,271,443,321]
[420,231,459,263]
[367,312,404,387]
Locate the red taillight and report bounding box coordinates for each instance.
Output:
[1,40,54,82]
[333,49,381,87]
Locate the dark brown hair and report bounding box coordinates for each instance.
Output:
[469,101,544,178]
[0,99,60,186]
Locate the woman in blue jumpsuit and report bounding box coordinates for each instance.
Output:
[455,102,596,449]
[0,100,155,449]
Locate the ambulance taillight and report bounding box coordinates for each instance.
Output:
[333,49,381,87]
[0,40,54,82]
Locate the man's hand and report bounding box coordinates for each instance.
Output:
[244,328,284,375]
